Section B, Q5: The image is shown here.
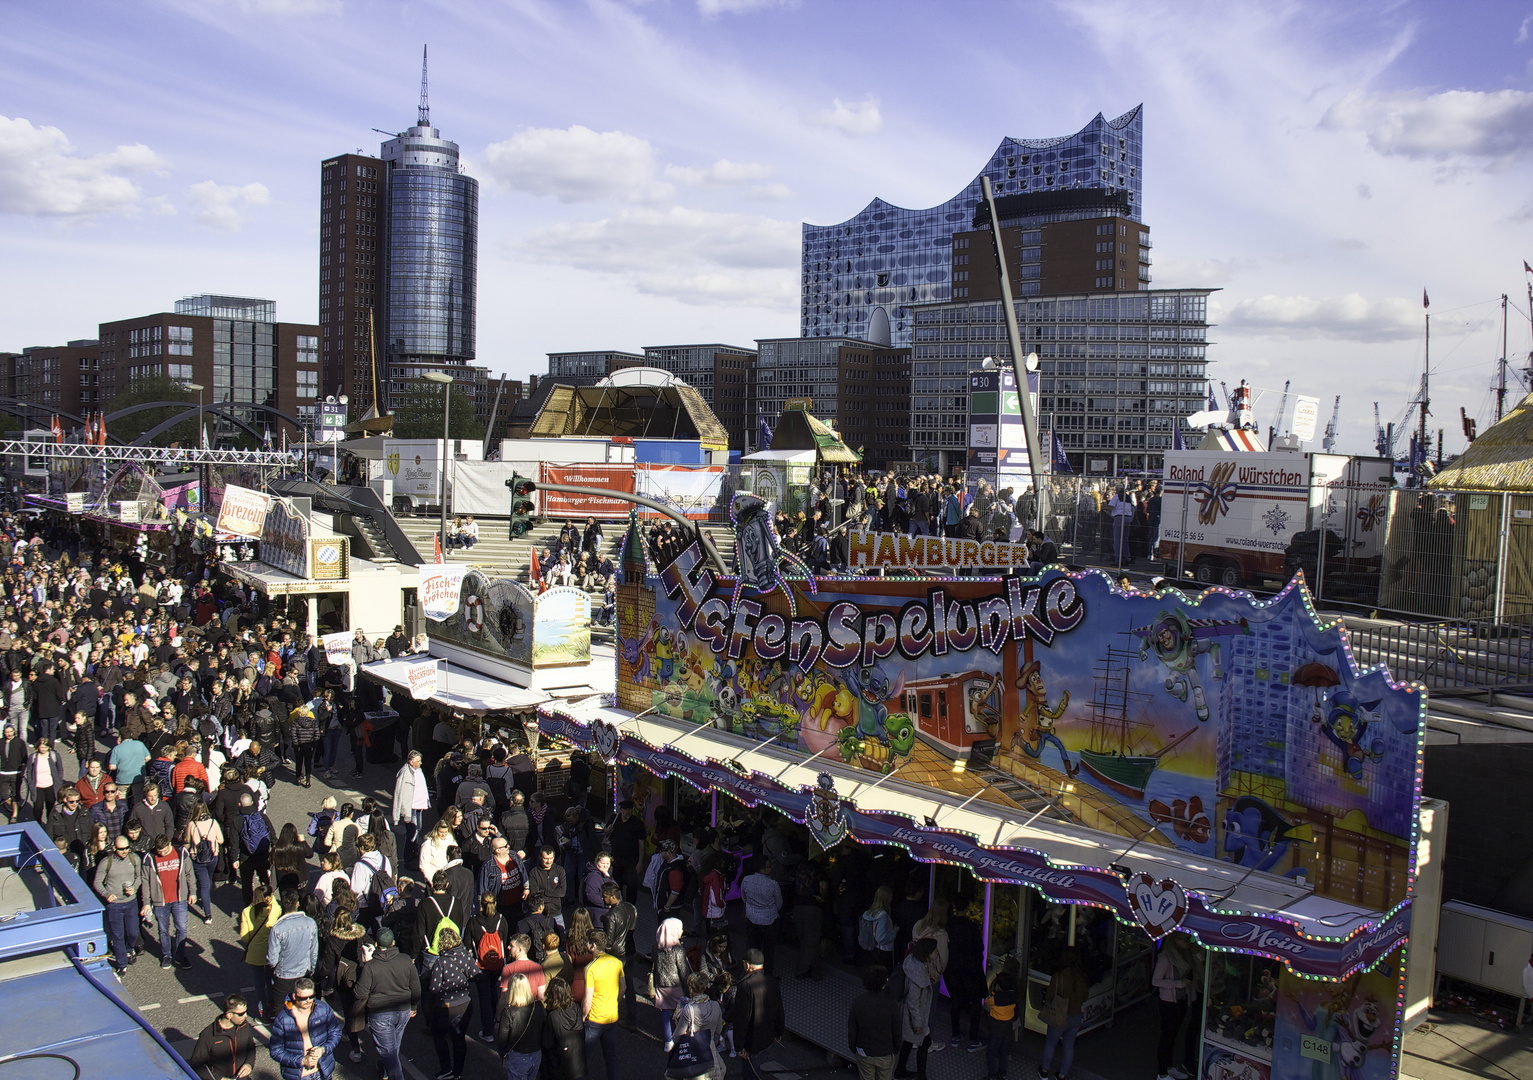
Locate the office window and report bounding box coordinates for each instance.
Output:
[296,369,318,397]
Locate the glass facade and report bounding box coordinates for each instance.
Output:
[547,351,645,378]
[755,337,855,423]
[381,122,478,367]
[175,295,276,322]
[211,317,279,437]
[801,106,1143,347]
[910,289,1211,476]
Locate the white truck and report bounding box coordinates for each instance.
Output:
[1157,449,1394,591]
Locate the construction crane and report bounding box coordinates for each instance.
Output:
[1373,401,1401,459]
[1268,379,1291,449]
[1321,395,1341,452]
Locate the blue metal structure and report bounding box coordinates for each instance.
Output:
[801,106,1143,347]
[0,822,196,1078]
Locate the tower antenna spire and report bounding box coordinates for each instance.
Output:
[417,44,429,127]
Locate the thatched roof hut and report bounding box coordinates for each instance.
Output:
[767,401,861,464]
[1429,391,1533,492]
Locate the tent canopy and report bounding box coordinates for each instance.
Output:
[528,377,728,446]
[767,402,861,464]
[1430,391,1533,491]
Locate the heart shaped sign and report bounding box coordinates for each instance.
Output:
[1129,872,1188,939]
[591,718,621,765]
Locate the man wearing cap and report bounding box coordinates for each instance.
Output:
[352,926,420,1080]
[384,626,409,658]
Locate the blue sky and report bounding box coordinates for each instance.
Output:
[3,0,1532,453]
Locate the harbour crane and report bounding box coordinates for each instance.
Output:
[1268,379,1291,449]
[1321,395,1341,452]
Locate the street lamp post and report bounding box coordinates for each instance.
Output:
[184,383,205,448]
[336,394,348,481]
[424,372,454,556]
[184,383,206,502]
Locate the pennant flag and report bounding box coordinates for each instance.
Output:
[1050,431,1073,473]
[528,542,542,588]
[1525,260,1532,275]
[758,415,773,451]
[1208,386,1218,411]
[1423,288,1430,309]
[262,427,273,449]
[51,415,62,443]
[1173,424,1186,451]
[99,413,109,446]
[202,424,210,450]
[433,532,444,564]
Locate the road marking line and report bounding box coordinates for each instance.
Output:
[178,994,211,1003]
[140,1002,161,1011]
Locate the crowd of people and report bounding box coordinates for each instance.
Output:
[0,504,1146,1080]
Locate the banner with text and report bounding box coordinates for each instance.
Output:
[322,632,352,666]
[418,563,471,621]
[217,484,271,539]
[539,464,635,518]
[404,659,438,700]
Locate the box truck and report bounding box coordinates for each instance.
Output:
[1157,449,1393,592]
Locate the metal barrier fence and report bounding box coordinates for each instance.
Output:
[1345,613,1533,692]
[1378,487,1533,622]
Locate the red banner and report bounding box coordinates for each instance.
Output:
[539,463,636,518]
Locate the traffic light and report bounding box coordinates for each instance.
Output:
[506,473,537,537]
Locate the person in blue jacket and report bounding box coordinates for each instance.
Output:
[268,977,343,1080]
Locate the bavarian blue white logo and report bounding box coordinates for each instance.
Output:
[315,543,342,566]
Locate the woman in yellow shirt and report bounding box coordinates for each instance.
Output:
[238,882,281,1019]
[582,930,623,1080]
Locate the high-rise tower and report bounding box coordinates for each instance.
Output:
[379,46,479,378]
[319,46,480,420]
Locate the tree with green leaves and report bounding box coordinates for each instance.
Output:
[105,375,204,448]
[390,375,485,440]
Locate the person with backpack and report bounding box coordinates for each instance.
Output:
[416,870,467,965]
[654,840,697,932]
[353,926,420,1080]
[183,801,223,925]
[515,894,564,962]
[859,886,896,969]
[464,891,510,1043]
[233,791,274,906]
[349,833,396,925]
[424,926,479,1080]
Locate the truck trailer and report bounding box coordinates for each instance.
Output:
[1156,448,1393,593]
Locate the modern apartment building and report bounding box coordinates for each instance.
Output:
[98,294,319,444]
[801,107,1144,347]
[755,336,911,468]
[319,50,482,421]
[546,350,645,380]
[642,344,757,451]
[318,152,385,412]
[948,189,1150,301]
[909,289,1213,476]
[8,341,101,425]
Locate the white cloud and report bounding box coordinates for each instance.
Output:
[1518,14,1532,42]
[1150,256,1251,287]
[665,158,774,186]
[741,181,795,201]
[808,96,882,137]
[515,206,797,308]
[0,116,164,218]
[696,0,794,16]
[185,180,269,231]
[483,125,673,203]
[1321,88,1533,161]
[182,0,342,13]
[1220,293,1420,342]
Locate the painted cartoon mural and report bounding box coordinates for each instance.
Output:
[616,535,1425,912]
